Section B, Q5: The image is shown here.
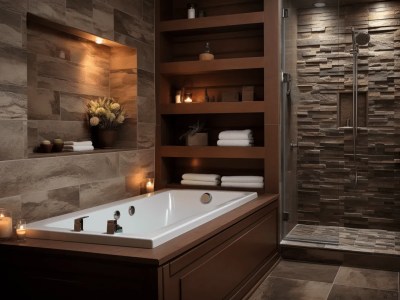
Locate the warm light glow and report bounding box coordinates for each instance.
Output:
[95,37,103,44]
[145,178,155,193]
[184,93,193,103]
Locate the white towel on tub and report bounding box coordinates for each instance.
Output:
[182,173,221,181]
[221,176,264,183]
[218,129,253,140]
[181,180,220,186]
[221,182,264,188]
[217,139,253,147]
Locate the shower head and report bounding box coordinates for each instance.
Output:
[355,32,370,45]
[352,28,370,46]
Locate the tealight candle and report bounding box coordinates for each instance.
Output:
[184,92,193,103]
[16,219,26,240]
[0,208,12,239]
[145,178,155,193]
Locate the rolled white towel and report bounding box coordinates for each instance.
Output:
[64,145,94,151]
[218,129,253,140]
[64,140,93,146]
[182,173,221,181]
[181,180,219,186]
[221,182,264,188]
[217,139,253,147]
[221,176,264,183]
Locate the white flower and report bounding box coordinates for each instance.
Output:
[110,103,120,111]
[116,114,125,124]
[90,116,100,126]
[95,107,106,115]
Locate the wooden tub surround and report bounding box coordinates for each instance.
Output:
[0,194,279,299]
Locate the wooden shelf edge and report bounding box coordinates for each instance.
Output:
[160,146,265,158]
[159,11,264,32]
[160,57,264,75]
[165,183,266,194]
[160,101,265,114]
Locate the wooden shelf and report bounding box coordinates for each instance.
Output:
[166,183,265,194]
[160,57,264,75]
[160,146,265,159]
[159,12,264,32]
[160,101,265,115]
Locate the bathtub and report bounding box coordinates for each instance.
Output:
[26,189,258,248]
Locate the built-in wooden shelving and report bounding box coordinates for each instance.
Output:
[159,101,265,114]
[160,146,265,158]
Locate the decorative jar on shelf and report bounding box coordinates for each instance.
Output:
[92,128,118,149]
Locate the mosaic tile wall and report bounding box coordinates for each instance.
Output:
[0,0,155,222]
[296,1,400,230]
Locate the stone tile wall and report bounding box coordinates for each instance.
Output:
[295,1,400,230]
[0,0,155,223]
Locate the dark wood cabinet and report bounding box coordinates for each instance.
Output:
[155,0,280,194]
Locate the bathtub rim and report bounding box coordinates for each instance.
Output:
[25,188,260,248]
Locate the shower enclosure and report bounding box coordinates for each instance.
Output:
[281,0,400,253]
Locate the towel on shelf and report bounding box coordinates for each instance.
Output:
[221,182,264,188]
[217,139,253,147]
[221,176,264,183]
[218,129,253,140]
[63,145,94,152]
[64,140,93,146]
[182,173,221,182]
[181,180,219,186]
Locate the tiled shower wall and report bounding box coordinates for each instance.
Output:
[296,1,400,230]
[0,0,155,222]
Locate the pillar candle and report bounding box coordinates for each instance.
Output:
[0,215,12,238]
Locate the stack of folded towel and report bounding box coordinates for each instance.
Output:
[217,129,254,147]
[181,173,221,186]
[63,140,94,152]
[221,176,264,188]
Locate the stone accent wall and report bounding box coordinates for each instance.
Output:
[295,1,400,230]
[0,0,155,223]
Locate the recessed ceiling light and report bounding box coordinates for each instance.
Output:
[314,2,326,7]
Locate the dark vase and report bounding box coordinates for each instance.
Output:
[93,128,118,149]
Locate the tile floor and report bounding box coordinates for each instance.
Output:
[248,259,400,300]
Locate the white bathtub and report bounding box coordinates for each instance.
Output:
[26,189,258,248]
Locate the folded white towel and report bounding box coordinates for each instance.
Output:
[218,129,253,140]
[221,176,264,183]
[182,173,221,181]
[64,140,93,146]
[221,182,264,188]
[181,180,219,186]
[217,139,253,147]
[63,145,94,151]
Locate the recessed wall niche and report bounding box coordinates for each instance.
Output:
[27,14,137,155]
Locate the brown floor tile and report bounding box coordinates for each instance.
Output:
[270,259,339,283]
[327,284,398,300]
[248,276,332,300]
[334,266,399,291]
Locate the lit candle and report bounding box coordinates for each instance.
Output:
[184,92,193,103]
[16,219,26,240]
[0,213,12,239]
[146,178,154,193]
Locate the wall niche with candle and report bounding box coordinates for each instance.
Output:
[26,14,138,156]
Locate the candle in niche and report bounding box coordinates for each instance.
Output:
[184,92,193,103]
[145,178,155,193]
[0,208,12,239]
[175,90,182,103]
[16,219,26,240]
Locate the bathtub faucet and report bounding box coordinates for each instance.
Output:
[106,220,123,234]
[73,216,88,232]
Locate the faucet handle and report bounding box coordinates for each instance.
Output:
[106,219,123,234]
[73,216,88,232]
